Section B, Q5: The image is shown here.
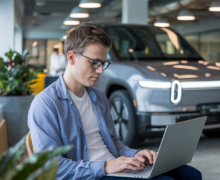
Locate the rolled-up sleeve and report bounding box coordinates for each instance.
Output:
[28,94,106,180]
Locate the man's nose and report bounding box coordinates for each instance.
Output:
[96,64,104,74]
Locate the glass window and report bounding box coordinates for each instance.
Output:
[200,31,220,63]
[103,26,201,61]
[185,34,199,51]
[24,39,46,65]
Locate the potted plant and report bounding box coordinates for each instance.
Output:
[0,49,41,147]
[0,136,72,180]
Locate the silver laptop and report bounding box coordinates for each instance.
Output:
[106,116,207,179]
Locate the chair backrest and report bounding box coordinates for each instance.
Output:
[0,119,8,155]
[25,131,34,156]
[44,76,59,89]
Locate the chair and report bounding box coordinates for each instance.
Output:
[0,119,8,155]
[44,76,59,89]
[25,131,34,156]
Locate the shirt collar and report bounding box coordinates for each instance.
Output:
[55,74,97,102]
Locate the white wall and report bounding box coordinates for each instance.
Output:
[0,0,14,58]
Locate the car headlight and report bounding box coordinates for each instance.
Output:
[138,81,171,89]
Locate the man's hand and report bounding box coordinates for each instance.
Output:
[134,149,157,165]
[104,156,145,174]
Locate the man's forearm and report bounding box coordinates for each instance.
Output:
[56,156,106,180]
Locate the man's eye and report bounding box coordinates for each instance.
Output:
[92,60,99,64]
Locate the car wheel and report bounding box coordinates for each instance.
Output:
[109,90,144,148]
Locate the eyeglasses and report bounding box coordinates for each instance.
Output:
[75,52,111,70]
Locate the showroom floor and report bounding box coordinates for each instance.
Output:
[141,135,220,180]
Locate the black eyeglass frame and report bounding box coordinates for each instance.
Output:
[75,52,111,70]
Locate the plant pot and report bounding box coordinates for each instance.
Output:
[0,95,35,147]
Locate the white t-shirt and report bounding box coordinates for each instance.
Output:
[68,89,115,162]
[49,53,60,76]
[57,54,66,76]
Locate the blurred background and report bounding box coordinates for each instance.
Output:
[0,1,220,179]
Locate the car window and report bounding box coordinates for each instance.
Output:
[104,26,201,61]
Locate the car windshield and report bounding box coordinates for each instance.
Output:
[103,26,201,61]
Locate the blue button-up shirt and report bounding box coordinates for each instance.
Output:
[28,75,138,180]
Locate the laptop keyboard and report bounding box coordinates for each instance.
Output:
[122,164,153,178]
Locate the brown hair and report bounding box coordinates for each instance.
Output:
[64,24,112,55]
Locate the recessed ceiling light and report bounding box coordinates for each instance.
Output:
[70,7,89,18]
[209,1,220,12]
[79,0,101,8]
[177,9,195,21]
[63,16,80,25]
[154,19,170,27]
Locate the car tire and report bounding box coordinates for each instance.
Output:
[109,90,144,148]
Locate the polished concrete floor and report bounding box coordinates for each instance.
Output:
[140,135,220,180]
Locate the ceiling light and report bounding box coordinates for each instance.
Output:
[154,19,170,27]
[63,16,80,25]
[70,7,89,18]
[32,41,38,47]
[79,0,101,8]
[209,1,220,12]
[36,0,45,6]
[177,9,195,21]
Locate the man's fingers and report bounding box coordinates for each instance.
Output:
[125,157,145,169]
[150,151,157,162]
[143,150,154,164]
[135,155,145,163]
[121,164,138,171]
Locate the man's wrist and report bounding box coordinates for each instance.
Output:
[90,160,106,178]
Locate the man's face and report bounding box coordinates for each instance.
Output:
[68,43,108,87]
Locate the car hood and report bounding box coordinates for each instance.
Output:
[124,60,220,82]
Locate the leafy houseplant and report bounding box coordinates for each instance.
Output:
[0,49,44,146]
[0,49,41,96]
[0,136,72,180]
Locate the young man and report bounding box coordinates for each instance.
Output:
[28,25,202,180]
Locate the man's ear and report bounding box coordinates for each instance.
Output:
[67,51,76,65]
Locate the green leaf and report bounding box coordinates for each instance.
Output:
[0,57,4,64]
[24,56,33,64]
[9,79,19,89]
[0,136,26,179]
[11,145,72,180]
[0,85,10,96]
[26,159,58,180]
[13,54,23,65]
[4,50,14,59]
[22,49,29,57]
